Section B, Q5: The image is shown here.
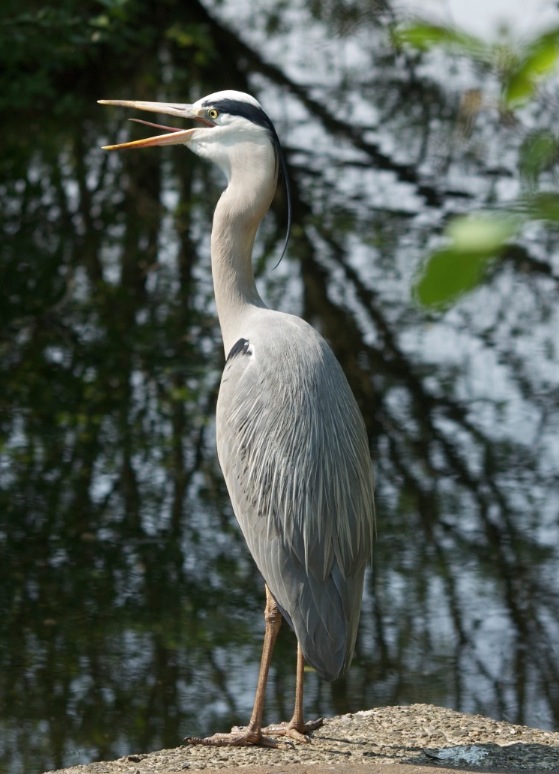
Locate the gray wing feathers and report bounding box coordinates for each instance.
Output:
[217,315,375,681]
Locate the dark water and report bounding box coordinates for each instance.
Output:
[1,1,559,772]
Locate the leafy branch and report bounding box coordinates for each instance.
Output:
[394,20,559,308]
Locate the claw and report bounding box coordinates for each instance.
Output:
[260,716,324,743]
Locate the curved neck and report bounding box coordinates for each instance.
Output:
[210,143,277,355]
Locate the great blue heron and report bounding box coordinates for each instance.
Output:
[99,90,375,747]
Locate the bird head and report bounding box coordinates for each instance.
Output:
[99,90,280,177]
[99,89,291,259]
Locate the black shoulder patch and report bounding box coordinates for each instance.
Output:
[226,338,250,362]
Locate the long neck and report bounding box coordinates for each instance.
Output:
[210,143,277,355]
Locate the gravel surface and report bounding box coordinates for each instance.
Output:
[44,704,559,774]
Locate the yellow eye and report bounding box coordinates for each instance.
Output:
[208,108,219,120]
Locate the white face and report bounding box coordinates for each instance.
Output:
[98,90,275,166]
[187,91,274,180]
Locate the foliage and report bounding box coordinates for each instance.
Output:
[414,214,521,308]
[395,19,559,308]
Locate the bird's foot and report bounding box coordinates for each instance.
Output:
[261,716,324,744]
[185,725,293,749]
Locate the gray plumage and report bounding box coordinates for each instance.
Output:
[218,310,374,679]
[100,88,375,742]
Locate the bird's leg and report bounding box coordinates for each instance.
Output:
[261,642,323,742]
[244,585,283,737]
[290,641,307,731]
[186,585,285,747]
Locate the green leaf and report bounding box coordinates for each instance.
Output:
[523,32,559,77]
[393,22,447,51]
[415,248,491,308]
[519,130,558,186]
[446,214,520,253]
[504,28,559,105]
[505,72,535,105]
[394,22,487,59]
[527,192,559,222]
[415,214,521,309]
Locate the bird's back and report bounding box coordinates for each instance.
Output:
[216,309,374,681]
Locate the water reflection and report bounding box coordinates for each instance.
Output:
[2,0,559,772]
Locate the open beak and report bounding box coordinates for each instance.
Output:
[98,100,209,151]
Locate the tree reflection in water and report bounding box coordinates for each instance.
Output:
[1,1,558,771]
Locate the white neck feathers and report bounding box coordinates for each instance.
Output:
[210,139,277,355]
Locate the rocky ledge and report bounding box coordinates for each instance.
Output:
[45,703,559,774]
